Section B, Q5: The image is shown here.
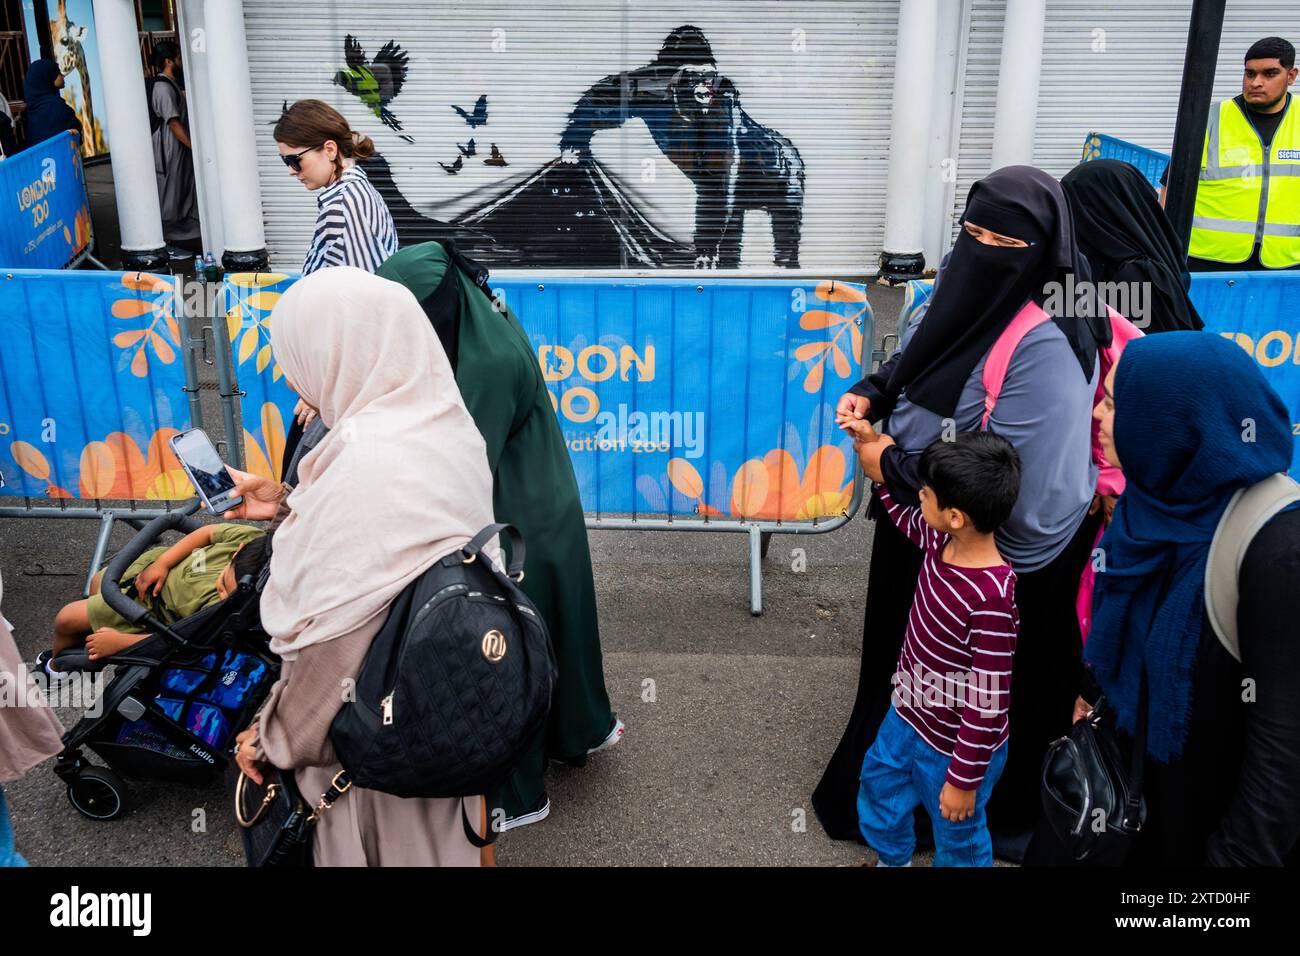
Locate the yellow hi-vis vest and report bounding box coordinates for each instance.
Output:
[1189,95,1300,268]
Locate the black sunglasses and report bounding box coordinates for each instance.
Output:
[280,146,320,172]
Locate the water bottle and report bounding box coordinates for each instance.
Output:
[194,254,204,277]
[203,251,219,283]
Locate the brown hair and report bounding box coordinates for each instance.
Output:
[273,99,375,168]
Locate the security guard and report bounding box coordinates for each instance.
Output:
[1188,37,1300,271]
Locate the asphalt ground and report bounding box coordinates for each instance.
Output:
[3,168,922,865]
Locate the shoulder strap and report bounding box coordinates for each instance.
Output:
[1205,473,1300,661]
[980,301,1051,430]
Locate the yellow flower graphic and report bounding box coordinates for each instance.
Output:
[225,273,290,381]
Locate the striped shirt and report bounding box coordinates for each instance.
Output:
[880,486,1019,791]
[301,165,398,275]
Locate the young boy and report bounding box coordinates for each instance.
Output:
[39,523,269,673]
[848,422,1021,867]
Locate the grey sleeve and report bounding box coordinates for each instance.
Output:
[151,82,181,125]
[985,323,1098,570]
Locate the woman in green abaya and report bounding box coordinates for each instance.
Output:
[374,241,622,830]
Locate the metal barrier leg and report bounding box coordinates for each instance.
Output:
[84,512,116,597]
[749,526,764,617]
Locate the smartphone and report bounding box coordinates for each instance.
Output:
[168,428,244,514]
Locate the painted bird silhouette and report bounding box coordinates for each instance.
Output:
[484,143,508,167]
[439,155,463,175]
[333,35,414,143]
[457,138,476,157]
[452,95,488,128]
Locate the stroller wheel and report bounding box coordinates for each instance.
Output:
[67,767,128,821]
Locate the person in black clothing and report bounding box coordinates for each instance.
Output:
[21,59,79,148]
[1063,159,1204,333]
[1027,331,1300,866]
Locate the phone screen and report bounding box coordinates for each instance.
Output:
[171,429,241,510]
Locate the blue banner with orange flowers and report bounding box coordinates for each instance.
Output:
[223,273,871,521]
[0,270,193,499]
[0,131,93,270]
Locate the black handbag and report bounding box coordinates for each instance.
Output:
[234,766,350,867]
[1040,680,1148,866]
[329,523,555,839]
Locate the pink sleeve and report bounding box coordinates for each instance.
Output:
[1093,309,1144,497]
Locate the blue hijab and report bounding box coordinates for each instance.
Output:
[1085,331,1293,762]
[23,59,79,147]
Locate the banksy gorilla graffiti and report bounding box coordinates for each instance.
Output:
[558,25,805,268]
[332,25,806,270]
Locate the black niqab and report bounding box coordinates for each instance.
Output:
[1061,159,1204,333]
[884,165,1109,419]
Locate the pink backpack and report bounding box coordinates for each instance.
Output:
[980,302,1143,643]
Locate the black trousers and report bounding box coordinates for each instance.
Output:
[812,498,1102,854]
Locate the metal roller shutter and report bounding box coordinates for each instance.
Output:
[241,0,899,275]
[949,0,1300,249]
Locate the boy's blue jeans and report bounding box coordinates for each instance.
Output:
[857,706,1007,867]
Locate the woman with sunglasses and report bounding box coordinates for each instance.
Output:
[274,99,399,445]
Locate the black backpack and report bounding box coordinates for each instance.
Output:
[329,524,556,804]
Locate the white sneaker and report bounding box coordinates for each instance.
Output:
[587,717,625,755]
[496,797,551,833]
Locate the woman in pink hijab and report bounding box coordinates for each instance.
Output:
[228,267,498,866]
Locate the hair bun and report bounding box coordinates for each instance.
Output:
[351,131,375,160]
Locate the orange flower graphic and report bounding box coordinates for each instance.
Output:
[110,273,179,378]
[8,429,192,501]
[793,281,867,393]
[242,402,288,482]
[666,446,853,522]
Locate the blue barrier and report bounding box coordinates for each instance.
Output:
[1189,272,1300,477]
[0,270,192,499]
[1081,132,1170,190]
[0,131,94,270]
[224,273,872,524]
[903,273,1300,478]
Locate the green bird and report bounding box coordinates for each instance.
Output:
[332,35,413,143]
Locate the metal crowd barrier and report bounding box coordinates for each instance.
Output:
[223,272,881,615]
[0,270,198,595]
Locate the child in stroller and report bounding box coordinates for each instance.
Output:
[39,523,268,675]
[50,508,280,820]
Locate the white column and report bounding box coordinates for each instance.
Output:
[922,1,965,270]
[91,0,166,268]
[175,0,224,261]
[202,0,267,268]
[989,0,1046,171]
[880,0,939,279]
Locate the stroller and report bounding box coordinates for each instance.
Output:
[52,503,279,820]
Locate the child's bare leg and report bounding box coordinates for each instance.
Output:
[86,628,149,661]
[51,599,93,661]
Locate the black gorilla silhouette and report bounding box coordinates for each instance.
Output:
[560,25,806,268]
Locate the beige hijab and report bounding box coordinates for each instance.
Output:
[260,267,496,660]
[0,570,65,782]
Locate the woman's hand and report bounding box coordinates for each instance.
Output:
[221,466,284,521]
[1088,494,1118,526]
[234,725,264,785]
[836,392,871,429]
[133,560,170,598]
[293,398,317,428]
[1072,696,1095,724]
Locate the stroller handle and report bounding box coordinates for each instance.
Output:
[100,501,207,625]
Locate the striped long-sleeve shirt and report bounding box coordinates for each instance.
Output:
[880,486,1019,790]
[301,165,398,275]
